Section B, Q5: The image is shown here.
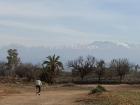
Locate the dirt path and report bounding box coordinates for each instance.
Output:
[0,90,87,105]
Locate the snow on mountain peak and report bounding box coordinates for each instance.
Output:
[87,41,131,49]
[116,42,130,48]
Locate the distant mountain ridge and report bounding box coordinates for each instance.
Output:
[0,41,140,64]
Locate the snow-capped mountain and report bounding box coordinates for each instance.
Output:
[88,41,131,49]
[0,41,140,64]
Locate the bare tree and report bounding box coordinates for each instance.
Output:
[15,63,37,81]
[95,60,106,83]
[68,56,96,80]
[110,58,130,83]
[0,62,7,76]
[135,64,139,72]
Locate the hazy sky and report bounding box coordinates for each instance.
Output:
[0,0,140,47]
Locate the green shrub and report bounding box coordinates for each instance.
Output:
[90,85,106,94]
[97,85,106,91]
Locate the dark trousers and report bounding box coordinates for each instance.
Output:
[36,85,41,94]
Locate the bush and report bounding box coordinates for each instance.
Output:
[97,85,106,91]
[90,85,106,94]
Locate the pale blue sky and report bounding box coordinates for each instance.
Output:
[0,0,140,47]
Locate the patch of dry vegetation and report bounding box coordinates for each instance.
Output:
[77,85,140,105]
[89,85,107,94]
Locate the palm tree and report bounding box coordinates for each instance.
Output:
[42,55,63,84]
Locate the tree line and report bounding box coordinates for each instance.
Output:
[68,56,131,84]
[0,49,140,84]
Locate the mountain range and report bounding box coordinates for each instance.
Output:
[0,41,140,65]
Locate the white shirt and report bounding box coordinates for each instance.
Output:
[36,80,42,86]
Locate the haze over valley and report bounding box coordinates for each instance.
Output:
[0,41,140,65]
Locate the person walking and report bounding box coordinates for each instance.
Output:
[35,79,42,95]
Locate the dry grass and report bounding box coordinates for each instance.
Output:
[77,85,140,105]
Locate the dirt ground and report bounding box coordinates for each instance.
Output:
[0,90,88,105]
[0,84,140,105]
[0,84,88,105]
